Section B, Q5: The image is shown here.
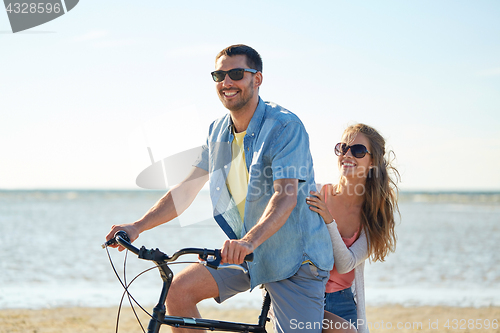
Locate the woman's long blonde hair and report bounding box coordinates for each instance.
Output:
[342,123,400,262]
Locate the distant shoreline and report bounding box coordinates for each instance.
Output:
[2,189,500,205]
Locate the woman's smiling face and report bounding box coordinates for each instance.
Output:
[338,132,373,179]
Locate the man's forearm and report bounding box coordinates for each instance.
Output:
[241,179,298,249]
[133,188,180,232]
[134,167,209,233]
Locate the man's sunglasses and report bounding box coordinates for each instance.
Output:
[335,143,371,158]
[211,68,258,82]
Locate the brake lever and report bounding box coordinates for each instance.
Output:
[218,263,249,274]
[102,239,115,249]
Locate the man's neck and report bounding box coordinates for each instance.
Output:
[230,97,259,133]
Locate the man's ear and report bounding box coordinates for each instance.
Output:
[254,72,263,88]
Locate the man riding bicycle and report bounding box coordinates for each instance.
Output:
[105,44,334,333]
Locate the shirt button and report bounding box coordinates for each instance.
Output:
[251,133,255,136]
[216,187,220,191]
[224,165,227,169]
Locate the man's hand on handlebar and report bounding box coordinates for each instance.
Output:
[105,224,140,252]
[221,239,254,265]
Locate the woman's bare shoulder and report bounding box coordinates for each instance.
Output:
[320,183,339,196]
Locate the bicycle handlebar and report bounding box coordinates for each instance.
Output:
[104,231,254,267]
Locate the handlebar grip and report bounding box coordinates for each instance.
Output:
[102,230,131,248]
[211,250,253,264]
[115,230,130,243]
[244,253,254,262]
[113,231,140,255]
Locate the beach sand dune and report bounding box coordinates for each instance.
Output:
[0,306,499,332]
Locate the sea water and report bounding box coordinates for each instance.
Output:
[0,190,499,309]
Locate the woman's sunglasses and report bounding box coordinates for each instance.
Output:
[211,68,258,82]
[335,143,371,158]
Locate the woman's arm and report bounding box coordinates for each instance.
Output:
[326,222,369,274]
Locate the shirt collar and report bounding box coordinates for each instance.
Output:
[225,97,265,137]
[245,97,265,137]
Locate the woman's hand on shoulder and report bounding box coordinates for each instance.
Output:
[306,189,334,224]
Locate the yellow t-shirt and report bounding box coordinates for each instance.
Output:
[226,130,249,224]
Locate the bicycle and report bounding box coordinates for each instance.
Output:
[103,231,271,333]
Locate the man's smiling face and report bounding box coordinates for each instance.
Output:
[214,54,259,112]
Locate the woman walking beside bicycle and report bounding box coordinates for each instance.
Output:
[307,123,400,333]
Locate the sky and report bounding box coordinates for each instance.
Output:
[1,1,499,191]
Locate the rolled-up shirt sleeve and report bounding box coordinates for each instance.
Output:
[193,124,210,172]
[193,143,209,172]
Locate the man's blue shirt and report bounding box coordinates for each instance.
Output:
[195,98,334,288]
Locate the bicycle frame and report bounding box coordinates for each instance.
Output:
[110,231,271,333]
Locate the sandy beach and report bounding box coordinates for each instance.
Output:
[1,305,498,332]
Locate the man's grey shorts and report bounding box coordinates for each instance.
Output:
[207,262,329,333]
